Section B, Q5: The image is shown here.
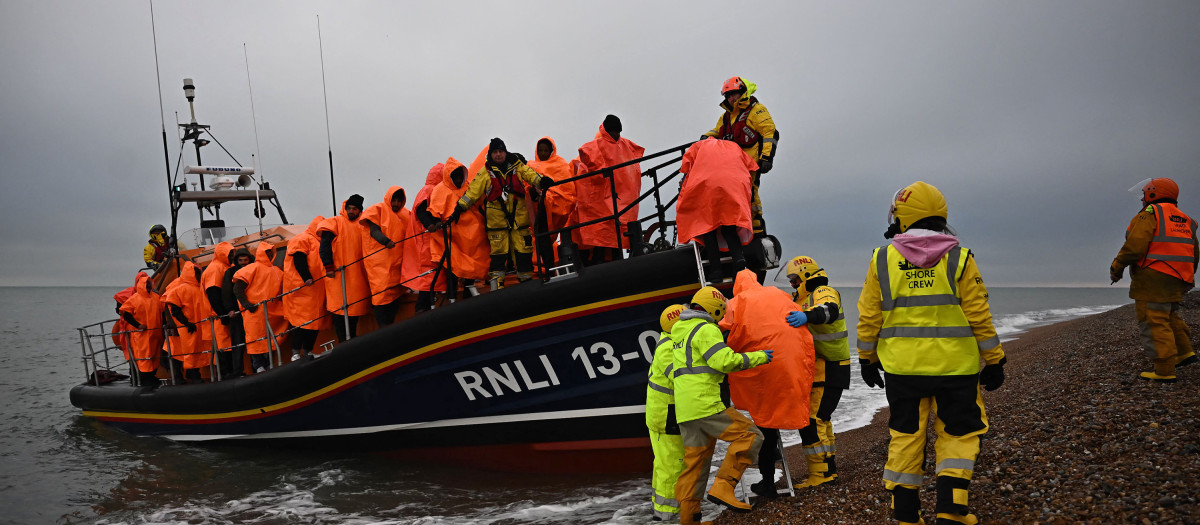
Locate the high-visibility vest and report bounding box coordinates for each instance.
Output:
[645,332,678,434]
[873,245,982,376]
[1133,203,1197,284]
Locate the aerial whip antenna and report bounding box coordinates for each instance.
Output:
[149,0,178,251]
[243,44,264,189]
[317,15,337,215]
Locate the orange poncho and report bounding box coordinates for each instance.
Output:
[402,164,448,292]
[283,217,330,330]
[234,242,286,356]
[677,139,756,246]
[428,158,489,281]
[719,269,816,429]
[527,136,577,234]
[161,261,212,369]
[318,202,371,316]
[110,271,147,360]
[359,186,411,305]
[575,126,645,248]
[119,273,163,373]
[200,242,234,351]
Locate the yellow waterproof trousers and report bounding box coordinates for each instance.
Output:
[1136,300,1195,376]
[649,430,684,520]
[676,408,762,523]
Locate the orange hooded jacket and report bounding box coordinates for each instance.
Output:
[283,217,330,330]
[677,139,756,246]
[234,242,286,355]
[719,269,816,429]
[428,157,489,280]
[119,273,164,373]
[318,202,372,316]
[359,186,411,305]
[575,126,645,248]
[111,271,147,360]
[201,242,235,350]
[402,164,448,292]
[162,261,212,369]
[527,136,577,234]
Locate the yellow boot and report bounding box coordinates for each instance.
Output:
[706,477,751,513]
[935,512,978,524]
[793,453,838,491]
[1139,371,1178,383]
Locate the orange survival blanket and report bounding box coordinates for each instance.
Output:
[428,157,489,281]
[402,163,448,292]
[318,202,371,316]
[719,269,815,429]
[234,242,286,356]
[359,185,411,305]
[677,139,756,246]
[161,261,212,369]
[575,126,645,248]
[283,217,330,330]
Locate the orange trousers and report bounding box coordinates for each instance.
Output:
[675,407,762,523]
[1136,300,1195,376]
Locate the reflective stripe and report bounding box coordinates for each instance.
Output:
[657,335,671,346]
[936,458,975,473]
[647,381,674,396]
[893,294,960,307]
[812,331,848,341]
[673,366,721,377]
[835,312,845,321]
[879,326,975,339]
[977,335,1001,351]
[1147,302,1173,311]
[1151,235,1195,244]
[1147,253,1195,262]
[946,247,961,296]
[883,469,924,486]
[858,339,878,351]
[653,508,677,520]
[877,248,894,311]
[762,137,778,144]
[740,352,750,369]
[702,342,730,361]
[654,493,680,507]
[685,324,705,369]
[804,444,835,455]
[664,363,674,377]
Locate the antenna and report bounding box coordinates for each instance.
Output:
[244,44,264,187]
[317,14,337,215]
[149,0,177,249]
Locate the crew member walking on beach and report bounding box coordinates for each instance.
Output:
[672,286,773,523]
[857,181,1006,525]
[646,304,686,521]
[783,255,851,492]
[1110,177,1197,383]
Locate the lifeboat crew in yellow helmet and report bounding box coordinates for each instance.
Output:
[646,304,686,521]
[856,181,1006,525]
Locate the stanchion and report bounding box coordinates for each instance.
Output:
[209,318,222,382]
[163,325,177,386]
[340,268,351,340]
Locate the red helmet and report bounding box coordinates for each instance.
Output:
[721,76,746,96]
[1142,177,1180,202]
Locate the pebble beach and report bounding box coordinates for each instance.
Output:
[717,291,1200,525]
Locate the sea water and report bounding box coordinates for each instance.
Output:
[0,286,1128,524]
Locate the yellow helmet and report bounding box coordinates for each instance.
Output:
[888,181,948,234]
[659,304,686,333]
[784,255,828,289]
[690,286,728,323]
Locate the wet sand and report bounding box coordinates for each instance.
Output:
[717,291,1200,525]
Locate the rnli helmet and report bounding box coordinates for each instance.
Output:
[691,286,728,323]
[659,304,686,333]
[721,76,746,96]
[1130,177,1179,203]
[149,224,166,235]
[888,181,948,234]
[784,255,828,289]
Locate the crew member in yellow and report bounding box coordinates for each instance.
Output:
[143,224,170,270]
[857,181,1006,525]
[452,138,553,289]
[647,304,686,521]
[703,76,778,276]
[782,255,851,492]
[672,286,773,524]
[1110,177,1197,382]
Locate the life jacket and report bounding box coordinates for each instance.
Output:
[801,285,850,362]
[1132,202,1197,284]
[718,97,761,149]
[150,240,168,263]
[483,163,527,202]
[873,244,982,376]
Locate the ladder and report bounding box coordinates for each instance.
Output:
[738,437,795,501]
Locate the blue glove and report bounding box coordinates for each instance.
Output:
[786,311,808,327]
[762,349,774,363]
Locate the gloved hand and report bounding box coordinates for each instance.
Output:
[786,311,808,327]
[979,358,1006,391]
[762,349,774,363]
[1109,261,1124,283]
[219,316,230,326]
[244,302,258,313]
[758,158,773,174]
[538,176,554,190]
[511,152,527,164]
[448,205,463,224]
[860,359,885,388]
[185,322,197,334]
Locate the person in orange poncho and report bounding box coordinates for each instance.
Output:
[111,271,148,361]
[679,138,757,283]
[118,273,164,387]
[719,268,816,499]
[283,216,330,361]
[359,186,411,326]
[576,115,645,264]
[528,136,577,269]
[201,242,236,376]
[162,261,212,383]
[428,157,489,300]
[234,242,286,373]
[319,195,371,341]
[406,163,448,312]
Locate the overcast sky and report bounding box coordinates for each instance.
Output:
[1,1,1197,287]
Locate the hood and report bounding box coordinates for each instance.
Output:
[339,200,360,222]
[305,216,325,236]
[570,157,586,175]
[384,185,407,211]
[134,273,151,298]
[537,136,558,160]
[115,271,149,303]
[178,261,199,286]
[594,125,618,144]
[231,247,253,267]
[890,229,960,269]
[678,308,714,323]
[425,163,444,187]
[732,269,761,296]
[442,157,468,190]
[254,242,276,266]
[213,242,234,267]
[720,78,759,111]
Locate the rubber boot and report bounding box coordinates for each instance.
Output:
[706,477,751,513]
[677,500,711,525]
[1177,352,1197,367]
[749,479,778,499]
[1139,371,1178,383]
[487,271,505,291]
[891,486,921,524]
[935,514,978,525]
[794,453,838,491]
